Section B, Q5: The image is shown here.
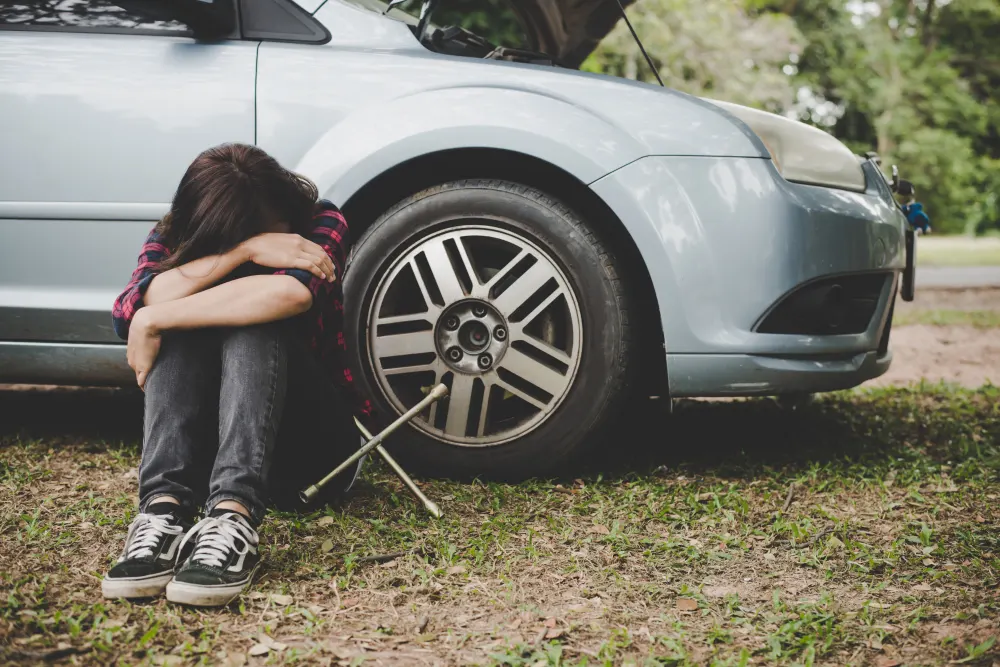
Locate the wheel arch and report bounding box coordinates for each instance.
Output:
[340,148,668,396]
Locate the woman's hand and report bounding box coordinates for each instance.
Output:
[241,233,336,282]
[127,308,162,391]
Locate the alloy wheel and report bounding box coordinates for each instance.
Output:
[367,226,583,446]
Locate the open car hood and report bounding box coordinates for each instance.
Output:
[508,0,634,68]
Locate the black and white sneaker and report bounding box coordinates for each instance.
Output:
[165,511,261,607]
[102,504,193,599]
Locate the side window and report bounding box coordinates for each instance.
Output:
[0,0,188,33]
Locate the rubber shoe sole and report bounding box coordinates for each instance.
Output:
[102,571,174,599]
[165,566,259,607]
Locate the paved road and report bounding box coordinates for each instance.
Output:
[918,266,1000,288]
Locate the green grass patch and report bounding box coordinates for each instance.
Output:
[917,237,1000,266]
[1,386,998,665]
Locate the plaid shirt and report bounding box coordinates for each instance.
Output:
[112,200,371,420]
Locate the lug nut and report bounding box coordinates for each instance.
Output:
[493,326,507,341]
[472,304,488,318]
[444,315,460,330]
[447,347,463,362]
[477,353,493,370]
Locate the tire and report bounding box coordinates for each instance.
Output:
[343,180,633,481]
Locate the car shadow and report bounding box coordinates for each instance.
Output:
[0,385,143,448]
[573,395,911,482]
[0,385,927,484]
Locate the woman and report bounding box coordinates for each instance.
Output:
[103,144,370,607]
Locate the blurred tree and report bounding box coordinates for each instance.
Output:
[757,0,1000,233]
[581,0,803,112]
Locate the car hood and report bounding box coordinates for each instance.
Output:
[509,0,634,68]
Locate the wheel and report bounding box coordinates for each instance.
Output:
[344,180,633,480]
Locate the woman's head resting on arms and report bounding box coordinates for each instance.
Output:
[157,143,319,271]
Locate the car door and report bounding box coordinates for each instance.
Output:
[0,0,257,382]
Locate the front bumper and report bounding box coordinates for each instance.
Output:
[590,156,908,397]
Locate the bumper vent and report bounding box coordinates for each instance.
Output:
[756,274,889,336]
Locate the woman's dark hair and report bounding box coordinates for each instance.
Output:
[156,143,319,271]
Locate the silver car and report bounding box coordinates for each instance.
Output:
[0,0,913,479]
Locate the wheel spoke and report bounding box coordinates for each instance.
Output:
[454,236,483,296]
[515,287,566,331]
[444,373,476,437]
[382,360,445,377]
[498,347,570,398]
[475,382,491,437]
[421,238,467,304]
[373,329,436,359]
[492,259,558,319]
[373,312,436,327]
[509,332,573,365]
[408,259,436,312]
[484,249,529,292]
[492,376,547,411]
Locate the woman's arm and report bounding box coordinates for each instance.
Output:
[127,275,313,389]
[141,246,249,306]
[143,233,336,306]
[140,274,312,332]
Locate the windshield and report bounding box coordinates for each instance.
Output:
[341,0,531,52]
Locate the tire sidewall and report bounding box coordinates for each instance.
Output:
[344,182,626,480]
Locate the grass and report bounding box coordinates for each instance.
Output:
[917,236,1000,267]
[1,385,999,665]
[894,309,1000,328]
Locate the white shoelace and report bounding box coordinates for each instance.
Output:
[121,513,184,561]
[178,513,258,569]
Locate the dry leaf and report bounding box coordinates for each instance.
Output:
[248,644,269,657]
[216,652,247,667]
[321,540,334,553]
[875,659,902,667]
[912,583,932,592]
[270,594,293,606]
[447,565,467,575]
[588,525,610,535]
[543,617,557,629]
[316,516,335,527]
[544,628,565,640]
[675,598,698,611]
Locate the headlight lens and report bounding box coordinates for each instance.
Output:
[706,99,867,193]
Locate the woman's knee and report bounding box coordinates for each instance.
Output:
[218,322,294,381]
[220,322,292,349]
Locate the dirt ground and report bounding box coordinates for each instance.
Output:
[868,288,1000,388]
[2,387,998,666]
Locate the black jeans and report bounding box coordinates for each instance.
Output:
[138,322,358,524]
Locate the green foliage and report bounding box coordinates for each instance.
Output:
[753,0,1000,234]
[583,0,803,112]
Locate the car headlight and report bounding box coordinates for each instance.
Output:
[706,99,867,193]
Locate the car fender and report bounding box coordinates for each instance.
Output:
[293,86,647,205]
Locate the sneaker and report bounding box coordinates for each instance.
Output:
[102,504,193,599]
[165,511,261,607]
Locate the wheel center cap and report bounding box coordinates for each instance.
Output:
[436,300,508,374]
